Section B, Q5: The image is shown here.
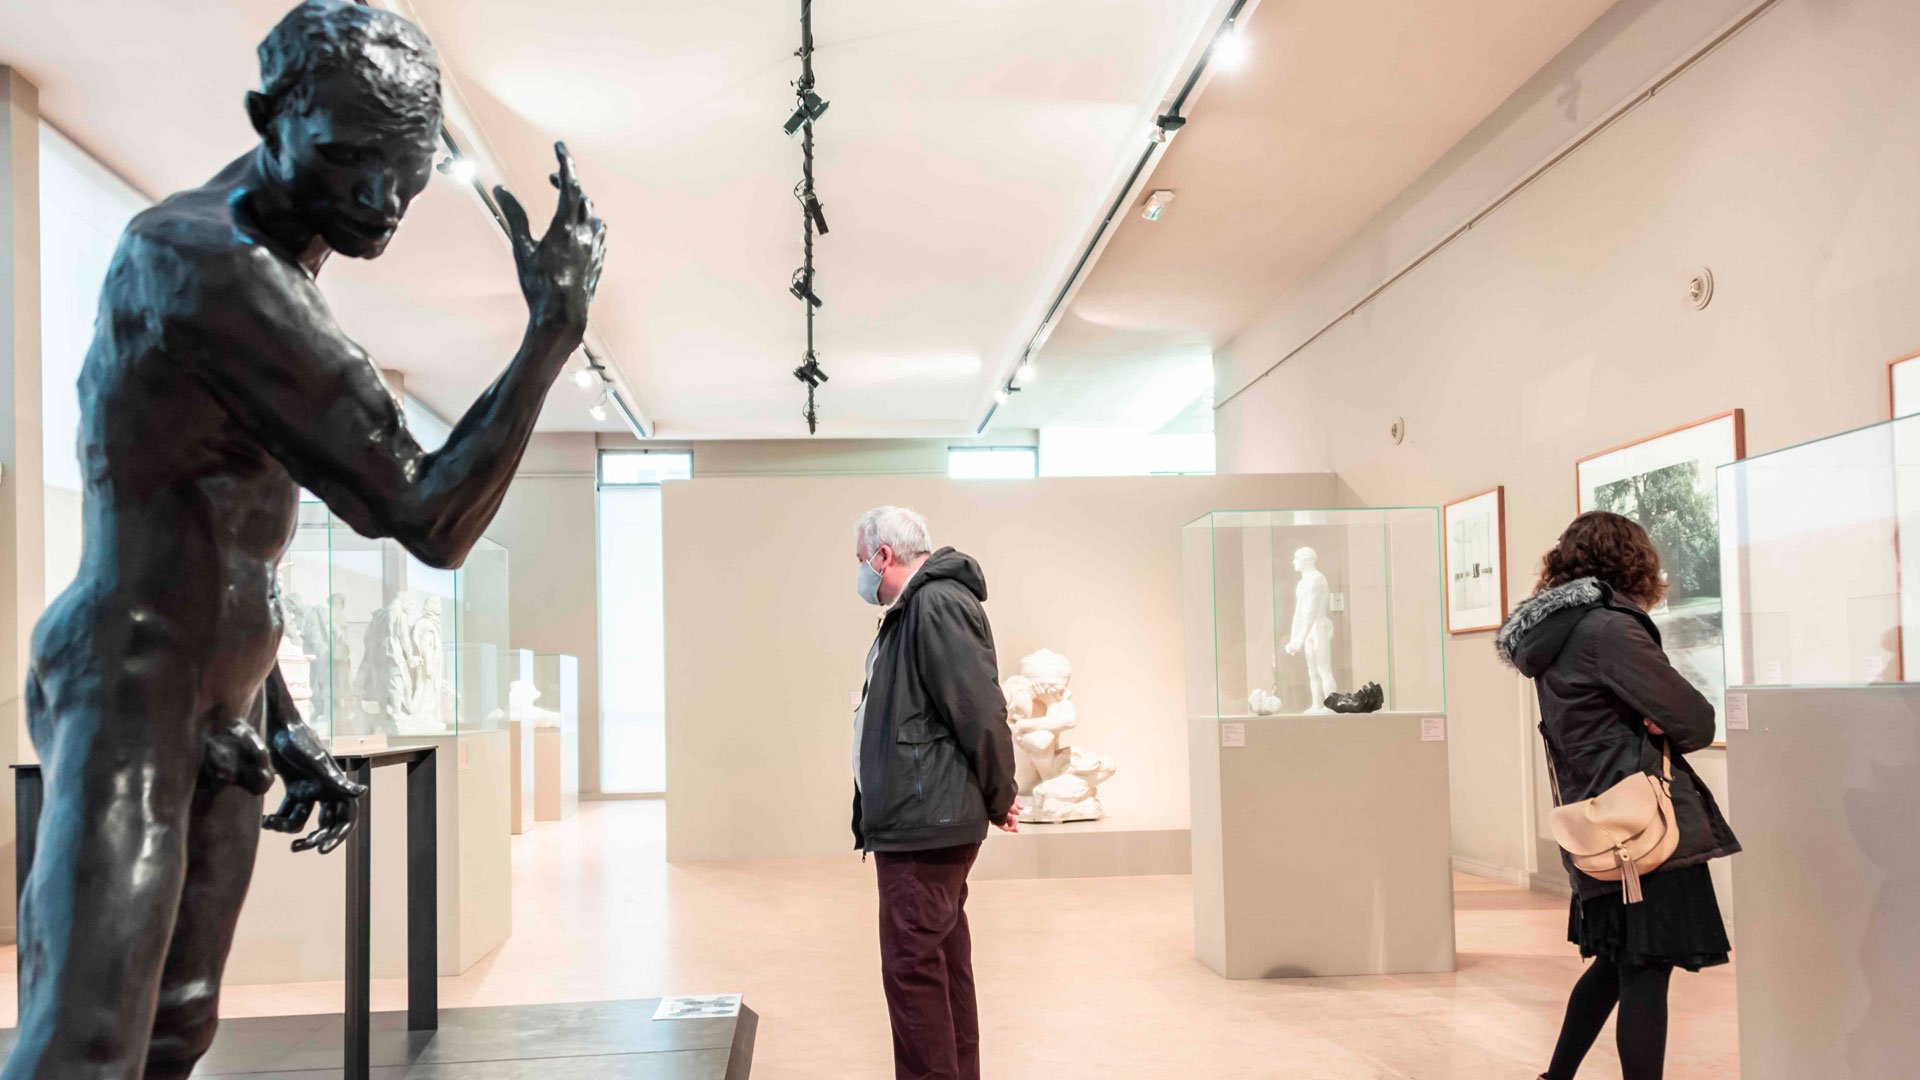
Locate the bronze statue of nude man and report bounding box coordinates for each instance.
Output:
[4,2,605,1077]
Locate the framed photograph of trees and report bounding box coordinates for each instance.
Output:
[1576,410,1745,743]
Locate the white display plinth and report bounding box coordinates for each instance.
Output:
[1730,685,1920,1079]
[971,813,1190,880]
[225,728,511,983]
[1190,710,1455,979]
[508,719,534,835]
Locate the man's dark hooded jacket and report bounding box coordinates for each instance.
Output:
[1497,577,1739,900]
[853,547,1019,853]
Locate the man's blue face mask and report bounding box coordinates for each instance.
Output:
[856,551,886,606]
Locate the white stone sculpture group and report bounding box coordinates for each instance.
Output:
[356,592,453,735]
[1000,649,1116,823]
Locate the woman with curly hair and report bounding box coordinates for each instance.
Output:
[1496,511,1740,1080]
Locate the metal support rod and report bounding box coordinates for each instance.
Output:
[343,759,374,1080]
[407,752,439,1031]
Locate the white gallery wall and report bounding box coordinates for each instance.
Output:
[663,472,1338,862]
[483,434,604,792]
[1213,0,1920,890]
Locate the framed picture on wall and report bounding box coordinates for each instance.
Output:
[1889,350,1920,419]
[1576,410,1745,744]
[1443,487,1507,634]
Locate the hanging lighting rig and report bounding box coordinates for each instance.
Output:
[787,0,831,433]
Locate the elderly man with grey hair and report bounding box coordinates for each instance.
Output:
[850,505,1019,1080]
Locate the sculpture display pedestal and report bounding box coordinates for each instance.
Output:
[1189,711,1455,979]
[971,812,1190,881]
[534,725,577,822]
[0,999,758,1080]
[508,720,534,835]
[1730,685,1920,1079]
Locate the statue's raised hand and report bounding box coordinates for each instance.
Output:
[495,142,608,332]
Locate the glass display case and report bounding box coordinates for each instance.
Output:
[1717,413,1920,690]
[1183,508,1446,719]
[276,497,510,747]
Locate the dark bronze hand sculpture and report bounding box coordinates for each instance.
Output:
[1324,682,1385,714]
[4,3,605,1077]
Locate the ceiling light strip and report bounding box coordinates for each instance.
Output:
[975,0,1252,435]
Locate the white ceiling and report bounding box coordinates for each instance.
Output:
[993,0,1619,433]
[0,0,1225,437]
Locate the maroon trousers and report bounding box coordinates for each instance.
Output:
[875,843,983,1080]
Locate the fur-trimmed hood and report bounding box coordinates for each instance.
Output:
[1495,577,1607,676]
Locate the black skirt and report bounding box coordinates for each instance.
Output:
[1567,862,1730,972]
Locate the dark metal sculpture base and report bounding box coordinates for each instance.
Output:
[0,1000,757,1080]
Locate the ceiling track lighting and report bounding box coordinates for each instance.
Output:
[975,0,1249,436]
[786,0,830,434]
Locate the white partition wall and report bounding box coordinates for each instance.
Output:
[663,472,1339,864]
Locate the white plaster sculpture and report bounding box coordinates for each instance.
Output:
[1247,688,1282,716]
[1000,649,1116,823]
[508,679,562,728]
[353,600,401,735]
[396,594,450,735]
[1284,547,1337,714]
[353,592,452,735]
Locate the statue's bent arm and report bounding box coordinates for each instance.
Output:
[177,242,582,569]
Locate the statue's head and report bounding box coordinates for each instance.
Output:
[1018,649,1072,703]
[1292,546,1318,572]
[248,0,441,259]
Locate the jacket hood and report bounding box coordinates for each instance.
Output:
[1496,577,1606,677]
[899,546,988,605]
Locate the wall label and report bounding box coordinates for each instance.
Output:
[1421,717,1445,742]
[1220,722,1246,748]
[1725,692,1749,731]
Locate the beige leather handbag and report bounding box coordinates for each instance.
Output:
[1546,740,1678,904]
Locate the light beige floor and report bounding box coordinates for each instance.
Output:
[0,801,1738,1078]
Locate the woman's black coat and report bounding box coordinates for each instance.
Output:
[1498,578,1740,900]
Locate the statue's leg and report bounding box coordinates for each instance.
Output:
[6,653,201,1080]
[144,776,264,1079]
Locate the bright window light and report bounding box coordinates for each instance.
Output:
[948,447,1037,480]
[600,451,693,486]
[1038,428,1214,477]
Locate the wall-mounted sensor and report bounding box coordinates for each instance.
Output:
[1142,190,1176,222]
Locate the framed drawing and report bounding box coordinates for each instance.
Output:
[1576,410,1745,744]
[1444,487,1506,634]
[1889,350,1920,419]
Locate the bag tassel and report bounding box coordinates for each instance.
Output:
[1618,845,1644,905]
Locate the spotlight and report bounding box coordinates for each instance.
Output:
[783,89,830,137]
[796,183,830,235]
[1212,21,1245,67]
[1141,190,1176,222]
[793,353,829,388]
[437,156,476,185]
[588,397,609,422]
[994,387,1011,405]
[1014,361,1037,385]
[1151,113,1187,145]
[571,368,598,391]
[789,268,823,309]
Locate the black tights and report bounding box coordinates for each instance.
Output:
[1543,954,1673,1080]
